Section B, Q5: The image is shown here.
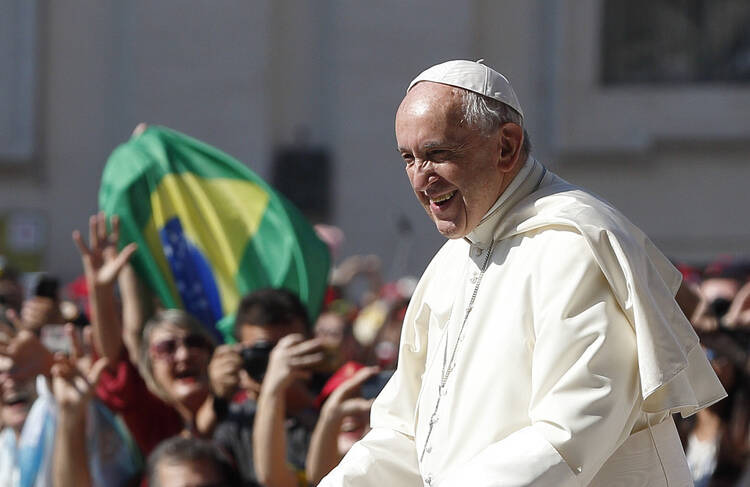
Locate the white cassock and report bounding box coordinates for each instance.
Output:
[320,158,726,487]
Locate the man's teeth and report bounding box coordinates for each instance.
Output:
[431,191,456,204]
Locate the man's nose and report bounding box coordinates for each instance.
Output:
[410,159,437,191]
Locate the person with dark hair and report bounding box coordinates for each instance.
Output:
[147,436,241,487]
[210,288,322,487]
[233,288,311,340]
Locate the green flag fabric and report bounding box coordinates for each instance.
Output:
[98,125,330,342]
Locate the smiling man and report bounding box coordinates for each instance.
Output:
[320,60,726,486]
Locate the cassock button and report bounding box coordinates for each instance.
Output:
[575,466,582,474]
[425,475,433,486]
[426,444,433,453]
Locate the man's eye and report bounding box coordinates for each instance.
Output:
[402,154,415,165]
[428,150,449,160]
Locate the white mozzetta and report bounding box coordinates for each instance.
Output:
[321,158,725,487]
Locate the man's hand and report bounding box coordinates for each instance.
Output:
[72,212,137,288]
[725,281,750,329]
[262,334,324,395]
[51,324,108,418]
[51,327,106,487]
[52,357,108,418]
[321,366,379,422]
[208,344,244,400]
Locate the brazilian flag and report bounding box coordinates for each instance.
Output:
[98,126,330,342]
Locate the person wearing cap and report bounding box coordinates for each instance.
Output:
[320,60,726,486]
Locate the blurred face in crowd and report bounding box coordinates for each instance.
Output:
[0,374,37,433]
[237,319,306,348]
[315,312,346,348]
[149,323,212,412]
[154,459,227,487]
[314,312,349,372]
[396,82,522,239]
[338,407,371,456]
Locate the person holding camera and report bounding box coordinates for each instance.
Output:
[211,288,323,487]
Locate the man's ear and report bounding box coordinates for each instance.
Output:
[497,122,524,172]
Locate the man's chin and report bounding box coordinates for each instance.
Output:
[434,220,466,239]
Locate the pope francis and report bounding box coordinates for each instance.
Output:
[320,60,727,487]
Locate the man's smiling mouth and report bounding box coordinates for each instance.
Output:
[430,190,456,205]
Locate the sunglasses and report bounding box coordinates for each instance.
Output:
[150,334,211,360]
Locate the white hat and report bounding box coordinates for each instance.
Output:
[407,59,523,118]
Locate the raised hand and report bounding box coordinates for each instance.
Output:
[51,327,107,487]
[72,213,136,362]
[725,281,750,329]
[51,324,107,416]
[263,334,324,394]
[208,344,244,400]
[72,212,137,287]
[322,366,379,421]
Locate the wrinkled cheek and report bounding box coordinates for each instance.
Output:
[153,367,174,393]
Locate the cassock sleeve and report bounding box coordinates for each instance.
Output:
[438,231,641,487]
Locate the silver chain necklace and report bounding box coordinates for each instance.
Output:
[420,240,495,463]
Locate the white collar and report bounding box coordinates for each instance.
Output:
[465,157,544,248]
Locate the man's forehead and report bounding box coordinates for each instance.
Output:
[396,82,463,127]
[400,82,461,110]
[396,84,469,149]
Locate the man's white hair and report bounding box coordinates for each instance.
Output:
[461,90,532,157]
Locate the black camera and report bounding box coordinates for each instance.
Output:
[240,341,274,383]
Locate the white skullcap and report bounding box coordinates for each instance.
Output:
[407,59,523,118]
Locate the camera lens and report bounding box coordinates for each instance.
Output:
[241,341,274,383]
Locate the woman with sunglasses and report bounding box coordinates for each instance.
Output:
[74,213,219,456]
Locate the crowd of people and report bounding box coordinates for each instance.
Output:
[0,213,411,487]
[0,211,748,486]
[675,258,750,487]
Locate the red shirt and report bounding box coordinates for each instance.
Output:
[95,354,183,457]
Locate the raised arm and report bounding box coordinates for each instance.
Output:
[72,213,136,363]
[306,366,378,485]
[51,326,108,487]
[253,334,323,487]
[117,261,145,365]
